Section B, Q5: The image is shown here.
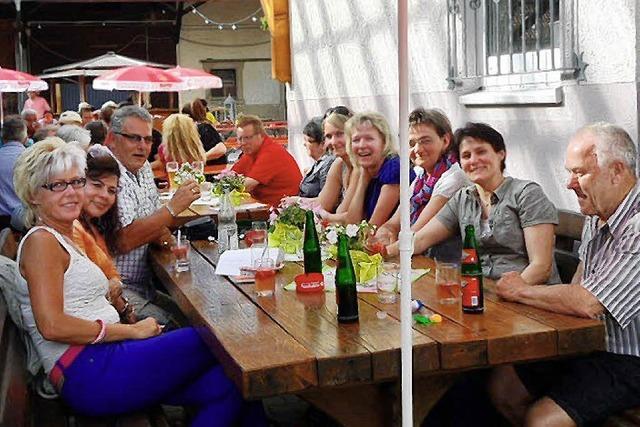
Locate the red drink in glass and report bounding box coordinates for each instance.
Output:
[255,268,276,296]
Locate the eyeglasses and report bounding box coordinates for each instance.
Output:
[115,132,153,144]
[238,133,259,143]
[409,136,433,148]
[41,178,86,192]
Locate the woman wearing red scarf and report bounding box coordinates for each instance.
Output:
[374,108,468,260]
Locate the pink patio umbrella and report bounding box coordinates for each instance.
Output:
[165,66,223,90]
[0,67,49,124]
[92,66,188,103]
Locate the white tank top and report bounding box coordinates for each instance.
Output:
[16,226,120,374]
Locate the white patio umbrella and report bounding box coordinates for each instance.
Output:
[0,67,48,125]
[397,1,413,426]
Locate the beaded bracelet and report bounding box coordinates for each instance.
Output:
[90,319,106,344]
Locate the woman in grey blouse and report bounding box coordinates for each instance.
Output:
[387,122,559,284]
[298,119,336,198]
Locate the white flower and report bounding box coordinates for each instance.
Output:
[346,223,359,238]
[268,212,278,225]
[327,230,338,245]
[316,223,323,234]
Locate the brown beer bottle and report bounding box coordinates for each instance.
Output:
[461,225,484,313]
[335,234,359,323]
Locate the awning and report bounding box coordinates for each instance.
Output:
[260,0,291,84]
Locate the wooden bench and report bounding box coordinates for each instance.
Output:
[0,228,174,427]
[555,209,585,283]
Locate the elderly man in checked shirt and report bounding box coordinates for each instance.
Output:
[488,123,640,427]
[105,106,200,328]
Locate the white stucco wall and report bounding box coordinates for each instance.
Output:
[288,0,639,210]
[177,0,285,119]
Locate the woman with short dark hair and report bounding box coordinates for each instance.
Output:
[298,119,336,198]
[387,122,560,285]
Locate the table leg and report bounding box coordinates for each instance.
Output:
[299,374,457,427]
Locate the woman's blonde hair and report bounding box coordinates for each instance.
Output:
[322,112,350,134]
[345,112,397,166]
[13,137,87,228]
[162,114,206,164]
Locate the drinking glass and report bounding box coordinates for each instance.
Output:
[170,236,190,272]
[254,258,276,296]
[436,261,460,304]
[191,161,205,174]
[377,262,399,304]
[200,181,213,202]
[248,221,268,264]
[166,161,179,191]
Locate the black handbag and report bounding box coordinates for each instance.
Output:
[182,217,217,241]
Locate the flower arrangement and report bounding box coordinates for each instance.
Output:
[173,162,205,186]
[267,199,312,255]
[212,169,249,205]
[321,220,382,284]
[322,221,376,252]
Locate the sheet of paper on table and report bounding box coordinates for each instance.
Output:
[215,248,284,276]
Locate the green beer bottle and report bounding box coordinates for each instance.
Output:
[335,234,359,323]
[303,210,323,274]
[461,225,484,313]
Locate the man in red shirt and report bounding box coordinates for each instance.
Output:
[232,114,302,206]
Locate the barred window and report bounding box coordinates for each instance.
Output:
[447,0,579,87]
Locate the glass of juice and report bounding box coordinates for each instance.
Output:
[254,258,276,297]
[166,161,179,191]
[171,236,190,272]
[436,261,460,304]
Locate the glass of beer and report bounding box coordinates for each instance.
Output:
[166,161,179,191]
[436,261,460,304]
[254,258,276,297]
[191,161,205,174]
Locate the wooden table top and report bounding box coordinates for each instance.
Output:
[177,198,270,221]
[150,241,604,401]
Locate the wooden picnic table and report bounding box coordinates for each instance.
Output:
[149,242,605,427]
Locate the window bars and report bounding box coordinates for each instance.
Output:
[446,0,581,87]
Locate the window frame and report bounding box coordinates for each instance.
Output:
[446,0,579,91]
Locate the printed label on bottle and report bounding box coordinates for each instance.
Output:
[461,275,480,307]
[462,249,478,264]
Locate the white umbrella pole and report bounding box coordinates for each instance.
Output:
[398,0,413,426]
[0,92,4,126]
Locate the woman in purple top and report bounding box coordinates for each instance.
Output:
[333,112,414,227]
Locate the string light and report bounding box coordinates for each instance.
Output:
[190,5,262,30]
